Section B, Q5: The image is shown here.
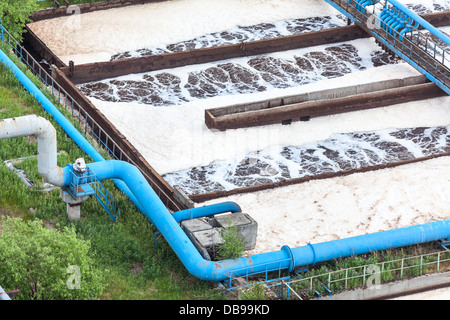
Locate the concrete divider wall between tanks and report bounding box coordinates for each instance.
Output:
[60,25,369,84]
[30,0,170,22]
[207,75,427,117]
[23,25,67,68]
[205,75,446,130]
[57,11,449,84]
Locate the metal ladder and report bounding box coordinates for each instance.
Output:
[322,0,450,95]
[64,166,120,222]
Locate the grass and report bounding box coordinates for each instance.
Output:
[6,0,449,300]
[0,46,225,300]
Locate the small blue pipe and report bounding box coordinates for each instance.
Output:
[385,11,399,27]
[393,22,405,36]
[379,9,391,29]
[172,201,242,223]
[399,25,412,41]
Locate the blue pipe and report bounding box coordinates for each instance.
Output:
[382,13,394,31]
[83,160,450,281]
[379,8,391,29]
[0,47,148,213]
[399,24,413,41]
[390,14,404,29]
[385,11,399,28]
[360,0,373,9]
[393,21,405,36]
[172,201,242,223]
[289,219,450,269]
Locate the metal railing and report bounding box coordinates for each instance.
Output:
[0,20,182,211]
[221,257,292,291]
[271,249,450,300]
[65,166,121,221]
[325,0,450,94]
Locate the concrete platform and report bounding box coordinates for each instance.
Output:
[181,212,258,260]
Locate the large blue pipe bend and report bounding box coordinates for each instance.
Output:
[3,23,450,282]
[0,47,147,213]
[85,160,293,281]
[85,160,450,281]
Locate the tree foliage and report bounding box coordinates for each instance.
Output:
[0,217,105,300]
[0,0,38,41]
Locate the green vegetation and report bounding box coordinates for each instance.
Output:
[0,217,105,300]
[0,0,38,41]
[0,50,224,300]
[216,218,245,260]
[239,283,268,300]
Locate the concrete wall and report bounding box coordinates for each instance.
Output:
[205,78,444,131]
[208,75,428,117]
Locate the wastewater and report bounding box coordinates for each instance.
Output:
[76,1,450,195]
[162,126,450,195]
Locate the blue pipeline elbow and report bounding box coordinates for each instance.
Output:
[172,201,242,223]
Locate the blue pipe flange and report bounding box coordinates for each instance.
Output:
[307,243,317,266]
[281,245,296,273]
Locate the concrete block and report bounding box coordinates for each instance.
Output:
[181,213,258,260]
[60,189,88,221]
[215,212,258,250]
[181,217,221,260]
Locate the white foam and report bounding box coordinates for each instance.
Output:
[28,0,450,299]
[28,0,340,65]
[90,62,450,174]
[202,155,450,255]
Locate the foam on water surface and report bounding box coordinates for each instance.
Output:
[27,0,450,261]
[163,126,450,195]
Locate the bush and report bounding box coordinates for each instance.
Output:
[239,282,268,300]
[216,218,245,260]
[0,217,105,300]
[0,0,38,42]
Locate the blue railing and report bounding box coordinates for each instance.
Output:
[322,0,450,95]
[65,166,120,221]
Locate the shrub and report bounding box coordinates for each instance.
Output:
[0,0,38,42]
[239,282,268,300]
[216,218,245,260]
[0,217,105,300]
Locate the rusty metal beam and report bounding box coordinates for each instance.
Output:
[30,0,170,22]
[58,11,449,85]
